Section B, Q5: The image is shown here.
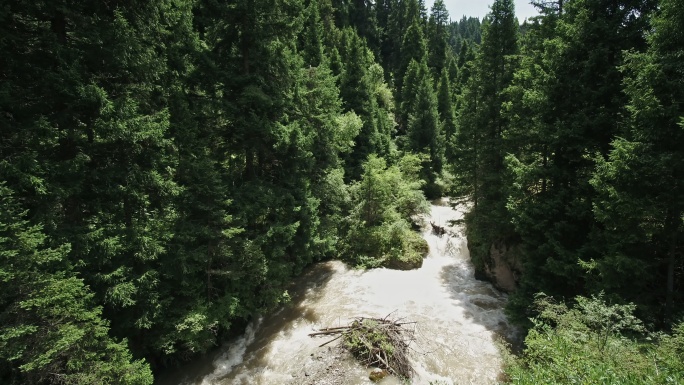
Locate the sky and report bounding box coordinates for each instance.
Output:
[425,0,539,23]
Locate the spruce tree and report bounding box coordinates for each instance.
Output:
[301,0,326,67]
[402,60,444,196]
[427,0,450,76]
[0,0,183,355]
[339,28,391,179]
[398,16,428,91]
[0,185,153,385]
[453,0,519,271]
[437,67,458,163]
[505,0,656,319]
[590,0,684,325]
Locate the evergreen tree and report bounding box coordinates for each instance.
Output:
[376,0,396,74]
[505,0,655,320]
[437,67,458,163]
[395,5,429,134]
[0,185,153,385]
[454,41,476,99]
[301,0,326,67]
[0,0,184,357]
[350,0,381,55]
[398,14,428,91]
[427,0,450,76]
[400,60,444,196]
[453,0,519,271]
[339,28,393,179]
[399,59,421,136]
[590,0,684,325]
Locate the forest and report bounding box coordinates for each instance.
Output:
[0,0,682,384]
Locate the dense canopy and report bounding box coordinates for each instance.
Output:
[0,0,682,383]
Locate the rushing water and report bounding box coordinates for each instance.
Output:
[161,200,517,385]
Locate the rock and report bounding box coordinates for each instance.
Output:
[369,368,389,382]
[479,239,522,292]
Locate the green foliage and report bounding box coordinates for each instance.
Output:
[301,0,325,67]
[441,0,661,329]
[588,0,684,324]
[344,320,392,354]
[338,29,395,179]
[397,2,429,92]
[397,58,445,198]
[427,0,450,75]
[452,0,519,272]
[504,294,684,384]
[343,154,429,269]
[0,185,153,385]
[447,16,482,54]
[0,0,439,380]
[6,0,681,381]
[437,67,457,163]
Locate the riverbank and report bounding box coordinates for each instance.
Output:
[159,202,515,385]
[287,346,367,385]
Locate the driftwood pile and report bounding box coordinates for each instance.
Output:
[309,315,416,379]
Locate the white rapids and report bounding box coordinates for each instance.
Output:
[161,199,517,385]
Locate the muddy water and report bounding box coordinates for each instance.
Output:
[162,200,517,385]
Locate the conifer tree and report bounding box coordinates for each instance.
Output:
[453,0,519,270]
[0,0,184,354]
[437,68,458,162]
[302,0,326,67]
[505,0,656,317]
[399,15,428,91]
[399,59,421,136]
[384,0,408,78]
[590,0,684,324]
[427,0,450,76]
[404,60,444,196]
[350,0,381,55]
[339,28,393,179]
[0,185,153,385]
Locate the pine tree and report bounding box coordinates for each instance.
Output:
[437,67,458,163]
[350,0,381,55]
[301,0,326,67]
[0,185,153,385]
[0,0,184,356]
[398,15,428,91]
[404,60,444,196]
[399,59,421,136]
[590,0,684,325]
[427,0,450,76]
[505,0,656,319]
[453,0,519,270]
[339,28,392,179]
[384,0,407,78]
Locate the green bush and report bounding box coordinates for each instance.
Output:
[504,294,684,384]
[342,154,430,269]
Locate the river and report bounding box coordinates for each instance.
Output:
[159,199,517,385]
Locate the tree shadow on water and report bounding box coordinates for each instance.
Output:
[157,261,339,385]
[438,259,521,349]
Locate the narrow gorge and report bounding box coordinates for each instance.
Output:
[160,200,517,385]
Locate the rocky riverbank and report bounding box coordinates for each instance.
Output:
[286,346,369,385]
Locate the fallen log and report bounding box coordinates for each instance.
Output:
[430,221,447,236]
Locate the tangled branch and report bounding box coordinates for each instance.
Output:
[309,314,416,379]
